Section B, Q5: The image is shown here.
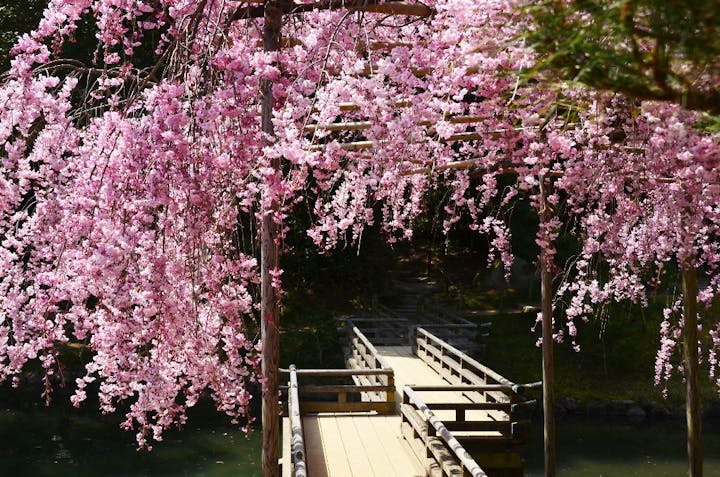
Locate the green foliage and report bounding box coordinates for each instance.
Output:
[279,314,345,369]
[0,1,158,74]
[696,113,720,134]
[279,217,397,369]
[527,1,720,113]
[463,289,719,404]
[0,1,47,72]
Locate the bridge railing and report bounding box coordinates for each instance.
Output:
[343,323,396,407]
[338,309,410,345]
[282,326,395,414]
[286,365,307,477]
[417,305,491,355]
[402,385,490,477]
[281,367,395,414]
[412,327,539,438]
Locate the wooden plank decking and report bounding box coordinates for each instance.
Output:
[298,413,425,477]
[289,346,503,477]
[282,327,530,477]
[377,345,446,403]
[377,345,505,429]
[345,343,491,422]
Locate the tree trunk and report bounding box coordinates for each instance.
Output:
[541,257,555,477]
[682,266,703,477]
[261,3,282,477]
[540,179,556,477]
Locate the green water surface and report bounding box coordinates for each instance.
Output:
[0,402,261,477]
[3,401,720,477]
[525,417,720,477]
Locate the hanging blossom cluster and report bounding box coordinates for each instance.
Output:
[0,0,293,447]
[284,0,549,275]
[549,95,720,390]
[276,1,720,398]
[0,0,549,445]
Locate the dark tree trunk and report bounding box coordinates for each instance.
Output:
[261,3,282,477]
[540,179,556,477]
[682,266,703,477]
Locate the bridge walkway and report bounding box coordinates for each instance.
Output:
[301,413,425,477]
[282,320,538,477]
[378,346,505,430]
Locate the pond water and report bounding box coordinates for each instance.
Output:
[2,399,719,477]
[0,400,261,477]
[524,416,720,477]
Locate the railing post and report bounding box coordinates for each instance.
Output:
[404,386,488,477]
[440,341,446,369]
[345,319,352,351]
[387,372,395,409]
[288,365,307,477]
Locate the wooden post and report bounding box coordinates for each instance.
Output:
[682,266,703,477]
[540,179,556,477]
[261,2,282,477]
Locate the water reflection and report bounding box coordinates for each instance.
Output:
[0,401,260,477]
[4,397,720,477]
[525,416,720,477]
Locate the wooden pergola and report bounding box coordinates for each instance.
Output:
[251,2,561,476]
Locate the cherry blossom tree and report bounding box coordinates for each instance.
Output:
[0,1,536,474]
[2,2,719,477]
[548,97,720,477]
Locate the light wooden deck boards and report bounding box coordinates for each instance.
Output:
[292,346,509,476]
[377,345,504,434]
[282,418,291,477]
[303,413,425,477]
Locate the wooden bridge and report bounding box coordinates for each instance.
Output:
[280,310,539,477]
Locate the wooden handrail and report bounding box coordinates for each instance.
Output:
[403,386,489,477]
[298,384,392,393]
[342,314,411,346]
[352,326,392,370]
[280,368,392,377]
[281,368,395,414]
[284,325,396,415]
[288,366,307,477]
[415,327,519,391]
[421,307,479,328]
[418,322,477,329]
[337,316,402,323]
[419,401,513,412]
[409,384,514,392]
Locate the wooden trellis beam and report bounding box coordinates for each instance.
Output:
[308,140,374,151]
[362,2,433,16]
[338,99,413,111]
[233,0,433,21]
[304,115,487,132]
[306,128,531,151]
[256,38,412,50]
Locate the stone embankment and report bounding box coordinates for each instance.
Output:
[553,397,720,423]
